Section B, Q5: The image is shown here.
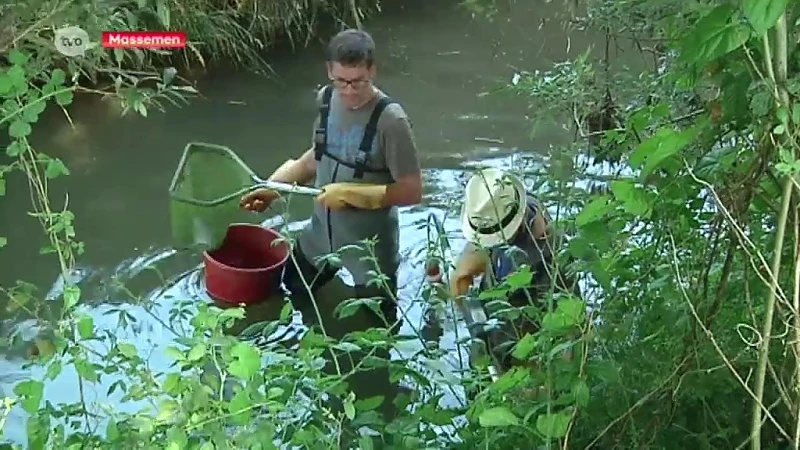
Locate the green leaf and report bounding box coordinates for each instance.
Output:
[163,373,181,394]
[117,342,138,359]
[511,333,537,360]
[680,5,751,64]
[228,389,252,425]
[536,411,571,438]
[156,0,171,27]
[575,195,611,227]
[8,120,32,138]
[106,420,120,441]
[355,395,384,411]
[629,126,699,178]
[280,301,293,321]
[228,342,261,380]
[610,180,651,217]
[0,237,6,248]
[50,69,67,86]
[504,265,533,289]
[8,66,26,89]
[743,0,788,35]
[572,380,590,407]
[165,346,184,362]
[556,298,586,326]
[0,74,11,95]
[22,99,46,123]
[63,285,81,310]
[77,316,94,339]
[0,179,4,196]
[587,359,620,384]
[46,158,70,178]
[6,141,24,157]
[55,90,74,106]
[478,406,520,427]
[8,50,29,66]
[163,67,177,85]
[156,399,179,423]
[75,358,99,382]
[13,380,44,414]
[187,343,206,361]
[344,394,356,420]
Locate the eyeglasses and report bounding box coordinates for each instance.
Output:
[330,76,371,90]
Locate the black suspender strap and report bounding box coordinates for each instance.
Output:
[353,96,395,179]
[313,85,334,161]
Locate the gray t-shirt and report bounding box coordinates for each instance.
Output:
[298,86,420,285]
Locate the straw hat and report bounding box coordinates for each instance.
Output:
[460,168,527,248]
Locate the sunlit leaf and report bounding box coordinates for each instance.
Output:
[511,333,537,360]
[610,180,651,217]
[228,389,252,425]
[75,358,99,382]
[117,342,138,359]
[629,126,700,177]
[187,343,205,361]
[13,380,44,413]
[478,406,519,427]
[743,0,788,35]
[575,195,611,227]
[77,316,94,339]
[228,342,261,380]
[63,285,80,310]
[680,5,750,64]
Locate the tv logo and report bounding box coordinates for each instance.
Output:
[54,26,90,57]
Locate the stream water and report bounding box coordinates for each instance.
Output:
[0,0,633,443]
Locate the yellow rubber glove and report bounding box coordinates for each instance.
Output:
[316,182,387,210]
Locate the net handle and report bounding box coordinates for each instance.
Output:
[168,142,323,206]
[170,185,259,207]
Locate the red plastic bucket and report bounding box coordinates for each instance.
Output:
[203,224,290,305]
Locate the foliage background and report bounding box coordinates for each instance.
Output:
[4,0,800,448]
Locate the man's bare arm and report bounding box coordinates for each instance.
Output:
[449,243,490,307]
[267,148,317,185]
[382,172,423,207]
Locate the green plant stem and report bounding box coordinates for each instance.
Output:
[751,173,793,450]
[752,12,792,450]
[792,207,800,450]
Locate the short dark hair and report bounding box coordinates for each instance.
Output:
[327,29,375,67]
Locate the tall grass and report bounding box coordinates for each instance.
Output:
[0,0,379,82]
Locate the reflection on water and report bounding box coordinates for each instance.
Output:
[0,0,634,442]
[1,150,625,444]
[0,167,477,444]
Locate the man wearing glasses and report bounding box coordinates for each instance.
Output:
[241,29,422,333]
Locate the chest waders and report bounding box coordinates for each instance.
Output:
[312,85,401,331]
[313,85,396,255]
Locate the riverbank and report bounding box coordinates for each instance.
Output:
[0,0,379,104]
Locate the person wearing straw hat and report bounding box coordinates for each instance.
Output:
[449,167,580,371]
